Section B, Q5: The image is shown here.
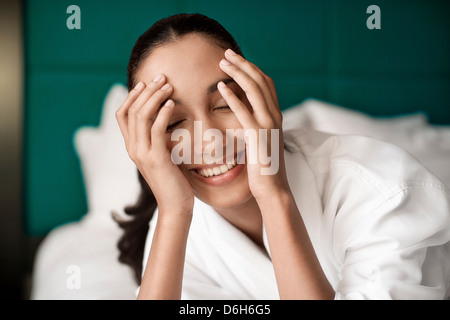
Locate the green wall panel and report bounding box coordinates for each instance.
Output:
[23,0,450,235]
[25,0,180,69]
[332,0,450,76]
[24,72,123,234]
[184,0,326,74]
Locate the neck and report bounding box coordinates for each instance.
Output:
[214,196,266,250]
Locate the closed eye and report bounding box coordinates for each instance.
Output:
[166,120,185,132]
[214,106,231,111]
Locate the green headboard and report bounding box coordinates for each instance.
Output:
[24,0,450,235]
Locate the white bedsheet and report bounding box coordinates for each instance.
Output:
[30,215,137,299]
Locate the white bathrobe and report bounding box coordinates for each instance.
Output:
[141,128,450,300]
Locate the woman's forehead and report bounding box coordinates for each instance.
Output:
[137,34,227,93]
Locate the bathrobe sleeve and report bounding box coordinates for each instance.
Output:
[317,136,450,300]
[334,183,450,299]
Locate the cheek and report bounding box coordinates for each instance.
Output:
[222,114,242,130]
[165,134,190,169]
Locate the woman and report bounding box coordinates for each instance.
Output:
[115,13,450,299]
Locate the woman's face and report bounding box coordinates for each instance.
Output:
[136,34,252,210]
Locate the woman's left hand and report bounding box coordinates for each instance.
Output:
[219,50,334,300]
[217,49,290,201]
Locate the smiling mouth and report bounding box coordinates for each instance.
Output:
[195,157,238,178]
[193,150,245,178]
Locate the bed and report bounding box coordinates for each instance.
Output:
[30,83,450,299]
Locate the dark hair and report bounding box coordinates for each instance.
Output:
[127,13,243,92]
[114,13,243,285]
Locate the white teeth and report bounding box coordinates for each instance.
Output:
[219,164,228,174]
[196,157,237,178]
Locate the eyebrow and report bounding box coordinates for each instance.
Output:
[170,78,236,105]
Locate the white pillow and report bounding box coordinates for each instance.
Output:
[283,98,450,188]
[282,98,428,135]
[73,83,140,225]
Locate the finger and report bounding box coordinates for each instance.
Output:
[131,75,166,114]
[136,83,173,150]
[263,74,283,124]
[219,58,271,124]
[128,75,166,149]
[151,99,175,151]
[225,50,274,103]
[264,74,279,108]
[223,49,278,117]
[116,81,145,142]
[217,81,258,129]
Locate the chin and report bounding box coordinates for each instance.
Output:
[197,185,253,211]
[187,163,253,210]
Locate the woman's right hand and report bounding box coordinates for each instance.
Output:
[116,75,194,215]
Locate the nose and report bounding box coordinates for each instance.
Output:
[192,117,228,165]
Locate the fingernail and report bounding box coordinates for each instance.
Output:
[220,59,231,66]
[226,49,237,56]
[153,74,164,82]
[134,82,144,90]
[217,81,227,88]
[164,99,174,108]
[161,83,172,91]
